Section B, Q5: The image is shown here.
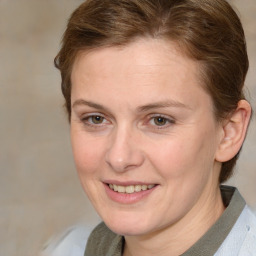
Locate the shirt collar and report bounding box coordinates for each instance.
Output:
[182,185,245,255]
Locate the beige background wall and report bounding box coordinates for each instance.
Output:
[0,1,255,255]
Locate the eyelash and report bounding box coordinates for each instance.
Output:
[80,113,175,130]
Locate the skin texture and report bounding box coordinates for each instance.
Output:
[70,38,240,255]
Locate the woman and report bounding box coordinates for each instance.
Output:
[53,0,256,255]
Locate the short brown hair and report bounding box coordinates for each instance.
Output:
[55,0,249,183]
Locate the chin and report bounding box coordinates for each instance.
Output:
[108,222,148,236]
[102,212,156,236]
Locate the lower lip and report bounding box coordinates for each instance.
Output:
[103,183,158,204]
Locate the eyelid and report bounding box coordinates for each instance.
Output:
[81,112,104,119]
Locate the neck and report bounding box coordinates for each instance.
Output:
[123,185,225,256]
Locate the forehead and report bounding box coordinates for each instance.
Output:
[72,39,201,83]
[70,38,211,111]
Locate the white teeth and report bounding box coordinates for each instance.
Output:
[117,186,125,193]
[108,184,156,193]
[141,185,147,191]
[125,185,135,194]
[134,185,142,192]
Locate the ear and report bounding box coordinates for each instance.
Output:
[215,100,251,163]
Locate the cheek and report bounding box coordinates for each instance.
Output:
[71,130,105,175]
[148,132,215,180]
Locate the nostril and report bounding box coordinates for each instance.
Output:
[105,147,145,173]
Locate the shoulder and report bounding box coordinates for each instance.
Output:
[85,222,123,256]
[215,206,256,255]
[41,225,93,256]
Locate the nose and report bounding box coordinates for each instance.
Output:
[105,126,145,172]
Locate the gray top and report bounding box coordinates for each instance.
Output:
[85,185,246,256]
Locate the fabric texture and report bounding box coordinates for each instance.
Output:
[84,186,256,256]
[85,222,123,256]
[41,225,93,256]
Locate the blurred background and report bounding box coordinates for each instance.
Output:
[0,0,255,255]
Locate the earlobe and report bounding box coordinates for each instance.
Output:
[215,100,251,163]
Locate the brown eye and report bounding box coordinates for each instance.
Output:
[153,116,168,126]
[90,115,105,124]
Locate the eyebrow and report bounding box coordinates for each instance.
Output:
[137,100,191,112]
[72,99,191,112]
[73,99,105,110]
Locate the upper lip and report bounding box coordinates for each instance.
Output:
[103,180,158,186]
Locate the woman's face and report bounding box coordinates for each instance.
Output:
[70,38,223,236]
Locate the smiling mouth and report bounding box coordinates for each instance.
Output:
[108,184,156,194]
